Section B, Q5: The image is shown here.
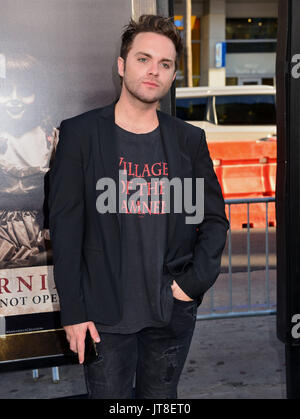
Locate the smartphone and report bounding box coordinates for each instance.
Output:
[84,330,100,364]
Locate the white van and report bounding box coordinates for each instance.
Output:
[175,85,276,142]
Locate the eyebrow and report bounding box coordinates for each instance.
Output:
[134,51,174,63]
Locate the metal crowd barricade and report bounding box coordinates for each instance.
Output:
[196,197,277,320]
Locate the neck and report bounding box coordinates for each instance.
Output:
[115,89,159,134]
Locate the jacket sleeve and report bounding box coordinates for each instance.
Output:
[174,129,229,299]
[48,120,87,326]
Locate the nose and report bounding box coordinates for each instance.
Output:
[148,61,159,77]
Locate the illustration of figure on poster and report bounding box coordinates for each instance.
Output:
[0,52,58,269]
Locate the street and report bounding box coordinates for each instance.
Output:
[221,227,276,272]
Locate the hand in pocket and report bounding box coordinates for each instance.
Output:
[171,280,194,302]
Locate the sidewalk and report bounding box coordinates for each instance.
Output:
[0,314,286,399]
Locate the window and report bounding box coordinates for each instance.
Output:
[226,77,238,86]
[262,78,275,86]
[226,18,278,40]
[175,16,201,87]
[176,97,208,121]
[215,94,276,125]
[226,42,276,53]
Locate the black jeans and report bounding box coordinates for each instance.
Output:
[84,298,198,399]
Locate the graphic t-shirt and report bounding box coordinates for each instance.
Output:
[96,123,174,333]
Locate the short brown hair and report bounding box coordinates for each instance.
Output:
[120,14,183,71]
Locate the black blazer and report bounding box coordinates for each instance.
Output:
[48,101,229,326]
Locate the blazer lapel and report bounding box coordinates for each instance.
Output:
[97,102,118,181]
[96,102,121,230]
[157,110,185,251]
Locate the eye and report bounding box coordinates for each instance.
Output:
[162,63,170,69]
[138,57,147,63]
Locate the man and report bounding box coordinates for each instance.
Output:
[48,15,229,399]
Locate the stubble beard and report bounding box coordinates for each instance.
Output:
[122,75,169,105]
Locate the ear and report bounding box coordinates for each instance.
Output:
[172,70,177,83]
[117,56,125,78]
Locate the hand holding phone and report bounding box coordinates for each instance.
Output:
[64,321,100,364]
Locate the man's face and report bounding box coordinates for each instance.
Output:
[118,32,177,104]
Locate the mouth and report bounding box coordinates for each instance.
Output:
[6,104,25,119]
[143,81,159,88]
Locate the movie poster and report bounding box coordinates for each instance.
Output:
[0,0,132,367]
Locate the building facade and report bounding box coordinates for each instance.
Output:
[174,0,278,87]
